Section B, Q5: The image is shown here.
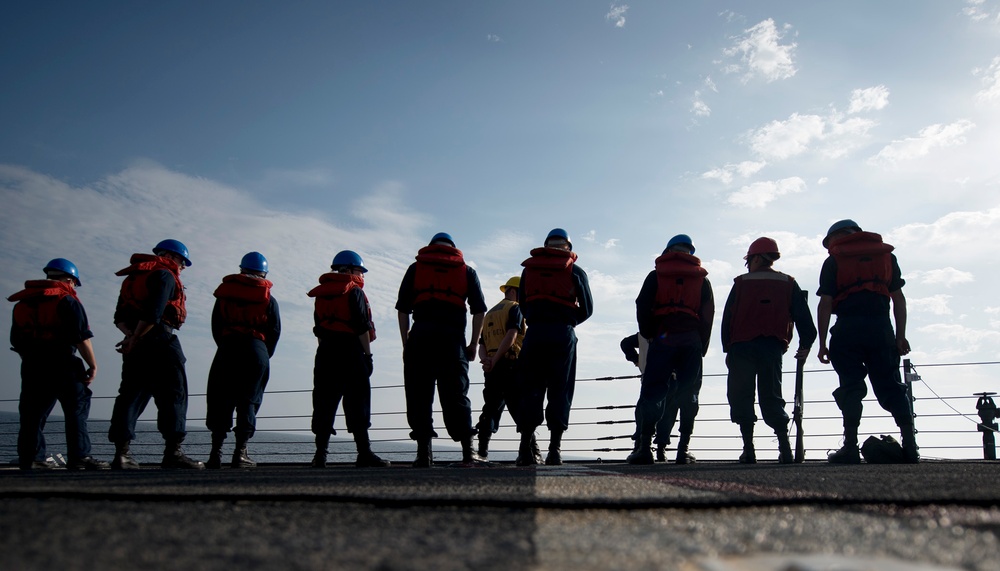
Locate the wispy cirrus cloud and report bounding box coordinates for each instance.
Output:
[963,0,1000,23]
[867,120,975,167]
[701,161,766,185]
[973,56,1000,103]
[848,85,890,114]
[908,267,975,288]
[606,4,628,28]
[726,177,806,209]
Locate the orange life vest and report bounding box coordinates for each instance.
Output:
[308,273,376,339]
[413,244,468,309]
[214,274,273,341]
[115,254,187,328]
[829,232,894,310]
[521,247,579,308]
[8,280,79,342]
[728,271,795,346]
[653,252,707,318]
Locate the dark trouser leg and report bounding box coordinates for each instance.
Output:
[60,377,93,462]
[205,348,236,441]
[109,350,153,445]
[403,330,439,442]
[148,336,190,443]
[311,342,344,439]
[543,326,577,434]
[515,330,547,434]
[436,333,474,442]
[829,329,868,448]
[17,363,57,467]
[478,366,507,434]
[234,340,270,441]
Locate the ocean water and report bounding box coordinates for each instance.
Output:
[0,410,427,466]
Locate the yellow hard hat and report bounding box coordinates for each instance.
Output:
[500,276,520,292]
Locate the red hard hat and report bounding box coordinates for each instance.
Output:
[745,237,780,260]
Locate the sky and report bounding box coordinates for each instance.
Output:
[2,1,1000,461]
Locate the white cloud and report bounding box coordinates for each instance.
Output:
[726,177,806,209]
[916,323,1000,354]
[888,206,1000,266]
[908,267,975,288]
[691,91,711,117]
[606,4,628,28]
[722,19,797,83]
[817,177,829,185]
[963,0,1000,23]
[848,85,890,114]
[487,34,502,43]
[580,230,619,249]
[868,120,976,167]
[701,160,766,185]
[973,56,1000,103]
[704,76,718,93]
[0,162,440,419]
[749,113,825,160]
[909,295,954,315]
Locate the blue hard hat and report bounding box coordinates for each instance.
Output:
[43,258,81,286]
[331,250,368,273]
[666,234,695,255]
[545,228,572,250]
[239,252,268,273]
[429,232,456,247]
[823,219,862,247]
[153,239,192,267]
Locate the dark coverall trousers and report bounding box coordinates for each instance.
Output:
[108,332,189,444]
[829,315,913,431]
[635,331,703,439]
[727,337,789,431]
[312,335,373,437]
[477,358,520,434]
[517,323,577,433]
[17,354,93,466]
[403,322,474,441]
[206,337,271,440]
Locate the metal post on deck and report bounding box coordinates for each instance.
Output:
[974,392,999,460]
[903,359,919,435]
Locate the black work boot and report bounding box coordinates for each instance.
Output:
[206,433,225,470]
[311,434,330,468]
[776,429,793,464]
[162,439,205,470]
[413,438,433,468]
[676,433,696,464]
[655,443,667,463]
[67,456,110,471]
[739,423,756,464]
[354,433,390,468]
[545,430,563,466]
[828,444,861,464]
[232,436,255,469]
[829,425,861,464]
[627,436,654,465]
[461,436,486,464]
[477,430,491,460]
[515,431,538,466]
[900,425,919,464]
[111,442,140,470]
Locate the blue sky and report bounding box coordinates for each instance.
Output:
[3,1,1000,460]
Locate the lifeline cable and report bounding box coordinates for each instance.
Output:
[910,362,998,434]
